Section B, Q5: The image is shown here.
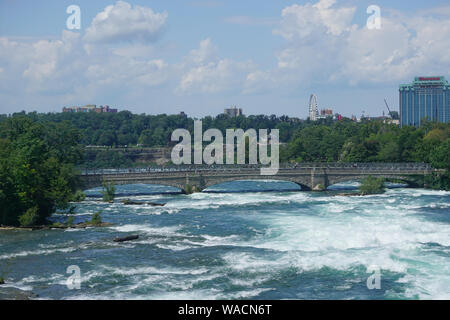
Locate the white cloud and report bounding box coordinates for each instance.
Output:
[84,1,168,43]
[177,38,257,94]
[0,30,86,96]
[85,57,168,87]
[243,70,274,94]
[274,0,355,41]
[267,0,450,87]
[337,18,412,84]
[186,38,218,65]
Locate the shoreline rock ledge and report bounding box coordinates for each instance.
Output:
[0,286,39,300]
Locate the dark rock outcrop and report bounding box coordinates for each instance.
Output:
[113,235,139,243]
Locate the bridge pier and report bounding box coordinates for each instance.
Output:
[184,173,206,193]
[310,168,329,191]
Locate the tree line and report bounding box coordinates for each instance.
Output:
[1,111,449,170]
[280,119,449,168]
[1,112,448,170]
[2,111,305,147]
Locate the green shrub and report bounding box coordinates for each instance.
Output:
[185,184,193,195]
[51,222,65,228]
[101,181,115,202]
[359,176,386,195]
[18,206,39,227]
[90,211,102,225]
[71,190,86,202]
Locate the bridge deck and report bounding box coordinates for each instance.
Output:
[79,164,436,192]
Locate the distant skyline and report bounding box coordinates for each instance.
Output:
[1,0,450,118]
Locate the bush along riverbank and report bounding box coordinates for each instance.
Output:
[0,211,111,231]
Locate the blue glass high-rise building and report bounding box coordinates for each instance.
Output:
[399,76,450,127]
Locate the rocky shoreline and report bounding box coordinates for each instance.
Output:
[335,191,385,196]
[335,192,363,196]
[0,222,112,231]
[0,286,39,300]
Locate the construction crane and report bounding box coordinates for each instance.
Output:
[384,99,392,118]
[384,98,399,120]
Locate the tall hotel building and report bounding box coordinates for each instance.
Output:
[399,76,450,126]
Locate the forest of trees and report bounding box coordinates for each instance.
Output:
[1,111,305,147]
[280,119,449,167]
[2,111,448,169]
[1,111,449,170]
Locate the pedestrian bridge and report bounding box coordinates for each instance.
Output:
[78,163,435,193]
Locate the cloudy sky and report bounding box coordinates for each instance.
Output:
[1,0,450,118]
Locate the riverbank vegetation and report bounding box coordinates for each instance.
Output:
[0,116,83,226]
[2,210,109,230]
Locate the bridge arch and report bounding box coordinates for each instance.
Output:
[80,179,186,194]
[326,175,414,189]
[202,177,305,192]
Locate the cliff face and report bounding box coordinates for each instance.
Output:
[128,148,172,165]
[84,147,173,166]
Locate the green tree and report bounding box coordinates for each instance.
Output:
[138,129,154,146]
[430,138,450,169]
[90,211,102,225]
[0,117,82,226]
[377,141,400,162]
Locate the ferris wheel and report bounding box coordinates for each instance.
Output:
[309,94,318,120]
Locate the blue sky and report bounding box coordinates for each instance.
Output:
[1,0,450,118]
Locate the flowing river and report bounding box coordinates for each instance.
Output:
[0,181,449,299]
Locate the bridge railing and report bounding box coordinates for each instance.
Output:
[79,162,433,176]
